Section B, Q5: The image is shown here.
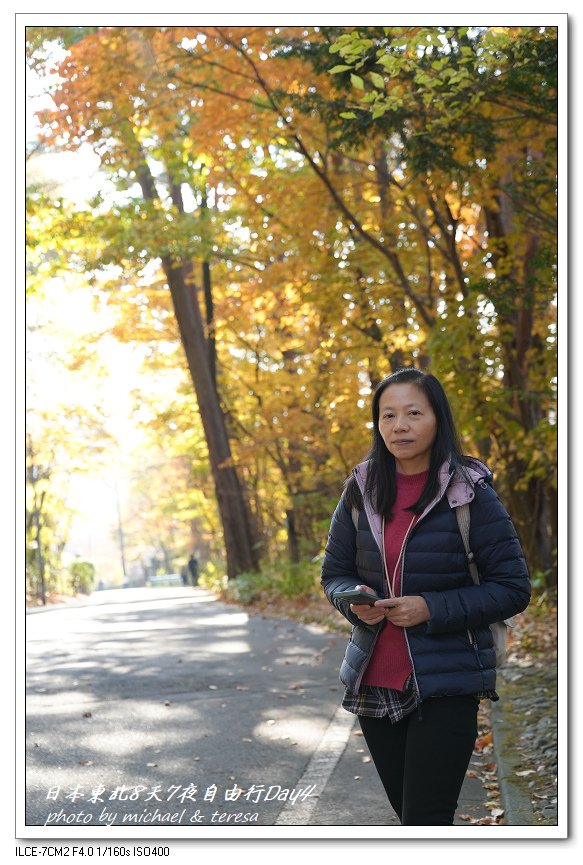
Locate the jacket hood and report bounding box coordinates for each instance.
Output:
[445,457,492,507]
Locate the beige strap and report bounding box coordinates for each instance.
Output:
[456,503,480,586]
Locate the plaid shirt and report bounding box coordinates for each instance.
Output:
[342,673,420,723]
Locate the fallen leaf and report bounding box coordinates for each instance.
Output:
[475,732,493,752]
[516,770,536,777]
[352,730,364,737]
[459,814,500,825]
[79,760,92,766]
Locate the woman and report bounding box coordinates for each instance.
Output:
[321,367,530,826]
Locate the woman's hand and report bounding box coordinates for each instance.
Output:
[374,596,431,627]
[350,585,387,625]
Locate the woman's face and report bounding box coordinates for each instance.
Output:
[378,382,438,474]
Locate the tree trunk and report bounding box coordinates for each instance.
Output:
[201,259,216,387]
[114,481,128,579]
[285,508,300,564]
[482,163,556,586]
[502,473,555,585]
[34,494,46,606]
[162,258,260,578]
[157,541,174,575]
[200,185,217,388]
[138,156,261,579]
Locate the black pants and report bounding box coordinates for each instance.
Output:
[358,695,479,825]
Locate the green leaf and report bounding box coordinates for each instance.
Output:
[350,73,365,90]
[372,105,388,119]
[339,111,357,119]
[377,54,401,74]
[369,71,385,89]
[329,64,352,74]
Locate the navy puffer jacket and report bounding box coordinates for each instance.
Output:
[321,458,530,701]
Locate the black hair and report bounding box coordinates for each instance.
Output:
[344,367,470,519]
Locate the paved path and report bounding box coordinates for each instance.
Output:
[24,587,491,835]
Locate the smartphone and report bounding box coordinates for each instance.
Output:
[333,588,379,606]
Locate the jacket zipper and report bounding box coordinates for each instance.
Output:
[354,514,417,693]
[399,520,422,704]
[396,480,455,705]
[467,628,483,669]
[352,466,458,697]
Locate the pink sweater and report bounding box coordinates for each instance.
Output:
[361,470,428,690]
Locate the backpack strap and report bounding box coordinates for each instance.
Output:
[457,501,515,631]
[456,502,480,586]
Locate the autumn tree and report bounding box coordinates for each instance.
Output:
[27,26,262,579]
[314,25,558,581]
[26,24,558,584]
[25,398,112,602]
[151,24,557,578]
